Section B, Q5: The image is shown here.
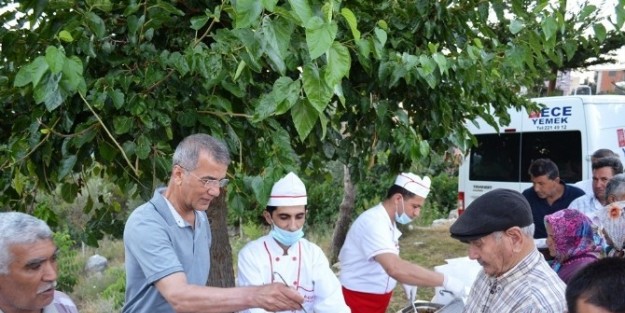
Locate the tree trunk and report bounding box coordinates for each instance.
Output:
[330,165,356,264]
[546,67,558,94]
[206,189,235,288]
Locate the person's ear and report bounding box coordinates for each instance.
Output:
[263,211,273,225]
[505,227,524,252]
[173,165,185,185]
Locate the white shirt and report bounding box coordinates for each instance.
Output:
[338,203,400,294]
[1,291,81,313]
[574,179,593,196]
[237,235,350,313]
[569,194,604,227]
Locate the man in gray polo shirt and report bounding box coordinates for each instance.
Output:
[123,134,303,313]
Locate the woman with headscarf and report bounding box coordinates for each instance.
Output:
[545,208,600,284]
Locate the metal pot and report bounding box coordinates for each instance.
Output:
[397,302,443,313]
[397,298,464,313]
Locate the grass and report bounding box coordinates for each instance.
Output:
[69,238,126,313]
[67,223,467,313]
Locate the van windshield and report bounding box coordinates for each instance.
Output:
[469,130,582,183]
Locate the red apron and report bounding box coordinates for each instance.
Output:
[342,286,392,313]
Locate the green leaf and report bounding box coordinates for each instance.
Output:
[325,41,351,87]
[59,30,73,42]
[86,12,106,38]
[418,55,436,76]
[418,140,430,158]
[135,135,151,159]
[541,16,557,41]
[262,0,278,11]
[260,16,292,74]
[60,182,79,203]
[321,2,333,22]
[190,15,210,30]
[305,17,337,59]
[563,41,577,61]
[579,5,597,20]
[340,8,360,40]
[154,0,184,16]
[302,63,332,112]
[109,89,125,108]
[234,0,262,28]
[58,155,77,180]
[15,56,49,88]
[617,5,625,29]
[249,175,271,206]
[127,15,144,36]
[273,76,300,112]
[291,98,318,141]
[113,116,133,135]
[432,52,448,74]
[170,52,190,76]
[254,93,278,120]
[288,0,313,25]
[374,27,387,46]
[593,23,606,42]
[377,19,388,31]
[71,125,97,148]
[234,60,246,80]
[177,110,197,127]
[61,56,84,91]
[33,72,64,111]
[508,19,524,34]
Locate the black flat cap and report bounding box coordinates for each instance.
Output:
[450,189,533,242]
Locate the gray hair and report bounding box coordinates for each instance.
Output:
[172,134,231,170]
[606,173,625,202]
[492,224,535,240]
[0,212,53,274]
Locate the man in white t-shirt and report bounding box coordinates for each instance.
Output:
[338,173,465,313]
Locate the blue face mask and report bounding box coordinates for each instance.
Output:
[270,224,304,246]
[394,197,413,225]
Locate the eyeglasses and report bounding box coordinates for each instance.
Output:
[179,165,229,188]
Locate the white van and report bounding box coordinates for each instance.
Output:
[457,95,625,213]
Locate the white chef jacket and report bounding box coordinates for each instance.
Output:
[338,203,401,294]
[237,235,350,313]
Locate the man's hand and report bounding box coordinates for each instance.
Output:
[442,275,466,298]
[255,283,305,311]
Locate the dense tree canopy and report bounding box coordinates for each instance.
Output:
[1,0,624,244]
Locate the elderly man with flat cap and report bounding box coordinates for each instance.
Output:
[339,173,466,313]
[450,188,566,313]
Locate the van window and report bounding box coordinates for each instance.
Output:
[469,131,582,183]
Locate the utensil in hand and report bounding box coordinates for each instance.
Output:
[273,271,308,313]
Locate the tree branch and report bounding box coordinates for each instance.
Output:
[79,93,140,176]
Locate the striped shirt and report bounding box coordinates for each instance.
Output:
[463,249,566,313]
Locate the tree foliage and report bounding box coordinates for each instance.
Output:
[1,0,624,244]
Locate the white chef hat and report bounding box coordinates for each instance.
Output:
[394,172,431,198]
[267,172,308,206]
